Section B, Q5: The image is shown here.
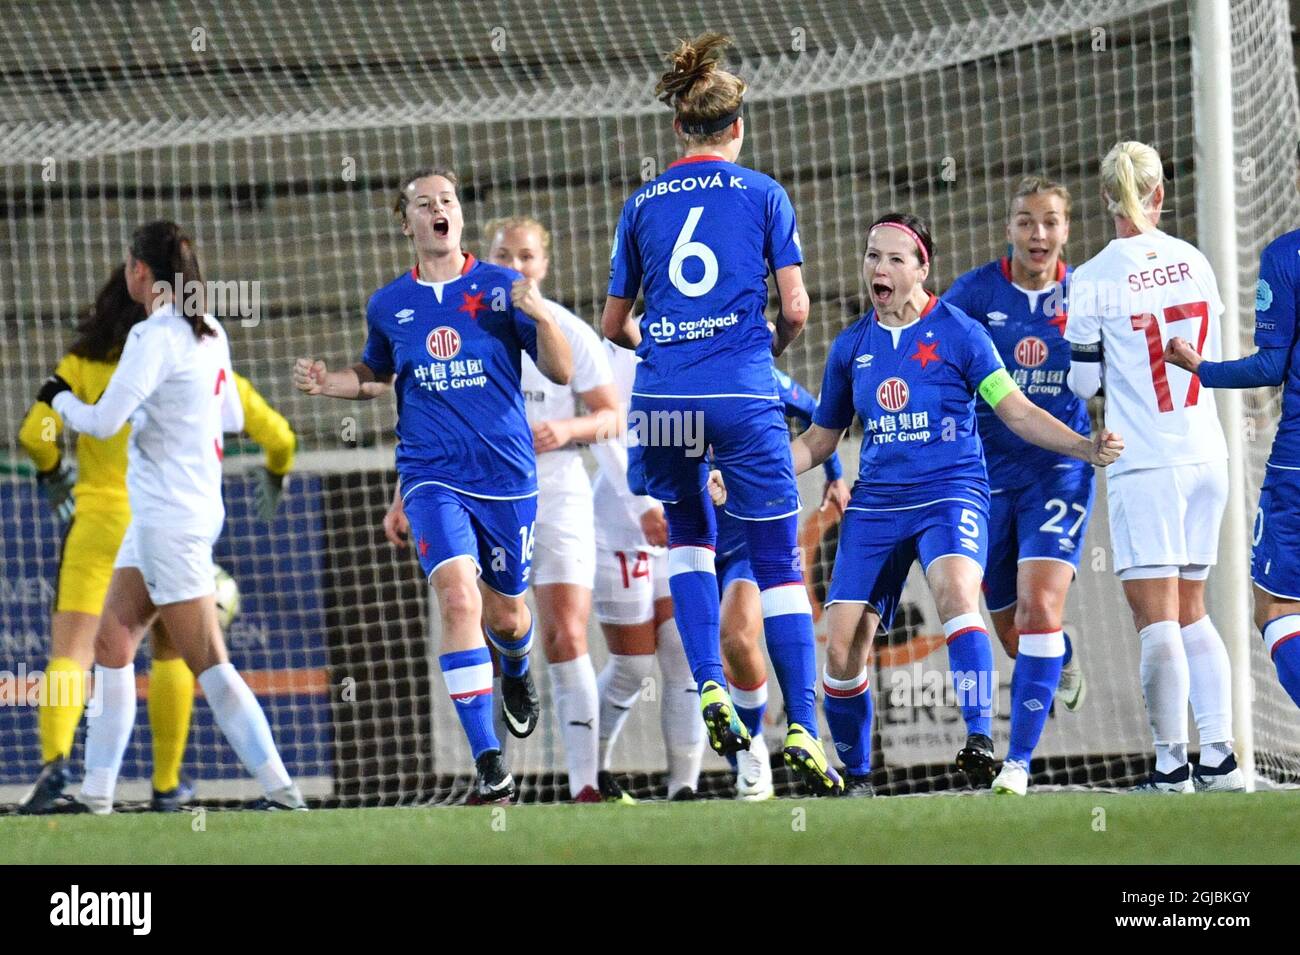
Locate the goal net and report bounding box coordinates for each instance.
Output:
[1,0,1297,805]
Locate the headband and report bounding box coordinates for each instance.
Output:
[679,105,742,136]
[870,221,930,265]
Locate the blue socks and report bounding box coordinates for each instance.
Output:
[485,620,533,679]
[439,647,498,758]
[1264,615,1300,709]
[746,514,818,732]
[944,613,995,738]
[822,668,872,775]
[664,491,725,689]
[1007,630,1066,764]
[1062,631,1074,668]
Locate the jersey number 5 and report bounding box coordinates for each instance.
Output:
[1130,301,1209,413]
[669,206,719,298]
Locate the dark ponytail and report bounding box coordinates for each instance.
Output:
[69,264,147,363]
[129,220,213,339]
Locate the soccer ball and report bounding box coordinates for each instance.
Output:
[214,565,241,631]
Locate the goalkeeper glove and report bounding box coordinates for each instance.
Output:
[254,467,286,523]
[36,459,77,523]
[36,374,72,406]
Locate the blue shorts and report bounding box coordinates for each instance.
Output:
[984,466,1095,612]
[1252,465,1300,600]
[717,546,757,594]
[628,395,800,521]
[827,498,989,630]
[402,483,537,597]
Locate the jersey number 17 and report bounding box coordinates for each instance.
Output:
[1130,300,1208,413]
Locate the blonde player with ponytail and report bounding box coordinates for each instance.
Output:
[1065,142,1243,793]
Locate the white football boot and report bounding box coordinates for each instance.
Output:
[991,759,1029,796]
[735,731,775,801]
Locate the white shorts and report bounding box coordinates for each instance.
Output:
[1107,460,1228,575]
[531,491,596,589]
[113,522,218,606]
[593,548,669,625]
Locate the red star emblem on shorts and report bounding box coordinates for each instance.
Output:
[417,537,430,557]
[459,290,487,321]
[910,339,941,369]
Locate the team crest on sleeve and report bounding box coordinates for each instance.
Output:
[426,326,462,360]
[876,377,910,411]
[1257,278,1273,312]
[1014,336,1048,368]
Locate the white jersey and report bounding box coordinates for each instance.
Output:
[591,340,663,552]
[521,299,612,498]
[52,303,241,535]
[1066,228,1227,475]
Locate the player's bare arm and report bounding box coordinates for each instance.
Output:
[791,423,844,475]
[293,357,393,400]
[772,263,809,356]
[600,294,639,349]
[512,277,572,386]
[993,387,1122,466]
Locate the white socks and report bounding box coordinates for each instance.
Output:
[550,655,599,798]
[1139,621,1191,773]
[198,662,291,795]
[1180,616,1234,761]
[81,663,138,807]
[597,653,654,768]
[656,618,703,797]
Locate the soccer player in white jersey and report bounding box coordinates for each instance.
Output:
[482,216,621,802]
[1066,142,1243,793]
[38,220,304,813]
[591,338,706,801]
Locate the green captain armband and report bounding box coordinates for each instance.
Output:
[978,368,1018,408]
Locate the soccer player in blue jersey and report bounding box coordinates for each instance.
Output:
[707,367,850,800]
[600,33,840,793]
[294,168,573,804]
[1166,216,1300,713]
[943,176,1093,795]
[792,213,1122,794]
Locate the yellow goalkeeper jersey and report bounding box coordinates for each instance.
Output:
[19,352,295,512]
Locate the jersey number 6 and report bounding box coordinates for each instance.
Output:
[669,206,719,298]
[1130,300,1209,413]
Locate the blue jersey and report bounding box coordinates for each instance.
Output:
[944,258,1089,490]
[607,155,803,399]
[361,255,540,499]
[1254,229,1300,469]
[715,369,843,556]
[814,295,1006,509]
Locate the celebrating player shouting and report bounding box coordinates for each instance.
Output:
[296,169,572,804]
[1165,217,1300,714]
[601,33,838,793]
[944,176,1093,796]
[793,213,1121,794]
[1066,141,1242,793]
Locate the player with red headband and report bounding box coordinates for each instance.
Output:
[792,212,1122,794]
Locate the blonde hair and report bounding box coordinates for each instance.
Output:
[654,32,747,147]
[482,216,551,255]
[1010,175,1072,219]
[1100,142,1163,232]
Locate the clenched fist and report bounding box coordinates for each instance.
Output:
[294,357,327,395]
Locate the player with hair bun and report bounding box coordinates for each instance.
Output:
[944,176,1093,796]
[795,212,1121,796]
[602,32,841,794]
[1066,141,1242,793]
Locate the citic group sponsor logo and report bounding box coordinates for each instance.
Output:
[426,326,462,360]
[876,377,910,412]
[1014,336,1048,368]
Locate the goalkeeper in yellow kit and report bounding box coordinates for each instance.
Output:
[17,264,296,813]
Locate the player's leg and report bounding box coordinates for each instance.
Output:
[919,502,997,787]
[821,507,910,796]
[720,571,772,801]
[653,560,703,800]
[983,488,1021,658]
[1250,468,1300,708]
[75,560,155,814]
[592,547,655,803]
[535,583,599,801]
[145,619,196,810]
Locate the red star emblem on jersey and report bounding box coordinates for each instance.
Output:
[910,339,941,369]
[459,290,487,321]
[1047,310,1069,337]
[417,537,430,557]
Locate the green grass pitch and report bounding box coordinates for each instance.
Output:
[4,791,1298,864]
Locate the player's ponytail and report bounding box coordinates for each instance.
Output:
[68,264,146,363]
[129,220,214,340]
[1100,141,1163,233]
[655,32,746,146]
